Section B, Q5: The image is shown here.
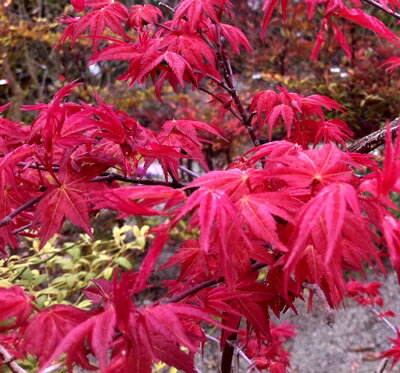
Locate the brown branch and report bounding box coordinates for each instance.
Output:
[92,173,183,187]
[363,0,400,21]
[198,86,242,120]
[213,25,260,147]
[12,223,33,235]
[0,344,27,373]
[17,163,184,187]
[347,117,400,153]
[168,261,267,303]
[0,196,42,229]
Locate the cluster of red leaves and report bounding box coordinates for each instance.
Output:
[262,0,400,60]
[1,0,400,372]
[345,279,400,369]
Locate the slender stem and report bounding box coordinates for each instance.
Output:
[376,358,389,373]
[0,344,28,373]
[303,282,335,327]
[0,196,42,229]
[347,117,400,153]
[158,1,174,13]
[214,24,260,146]
[197,86,242,120]
[168,261,267,303]
[92,173,183,187]
[367,305,397,373]
[154,22,173,32]
[368,305,397,334]
[42,363,65,373]
[17,163,185,187]
[362,0,400,21]
[178,165,199,179]
[12,223,32,235]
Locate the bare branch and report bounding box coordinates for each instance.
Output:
[92,173,183,187]
[367,305,398,373]
[348,117,400,153]
[158,1,174,13]
[363,0,400,21]
[0,196,42,229]
[178,165,199,179]
[167,261,267,303]
[0,344,27,373]
[12,223,33,235]
[197,86,242,120]
[214,24,260,147]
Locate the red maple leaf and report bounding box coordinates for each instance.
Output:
[60,1,129,51]
[0,286,33,331]
[23,305,94,366]
[34,160,106,246]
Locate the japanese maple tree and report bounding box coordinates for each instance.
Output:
[2,0,400,372]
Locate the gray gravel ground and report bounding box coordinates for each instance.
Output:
[283,272,400,373]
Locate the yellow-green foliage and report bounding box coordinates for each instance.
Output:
[0,225,151,309]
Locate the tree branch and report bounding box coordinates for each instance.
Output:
[214,24,260,147]
[0,344,27,373]
[197,86,242,120]
[347,117,400,153]
[17,163,185,188]
[92,173,183,187]
[178,165,199,179]
[0,196,42,229]
[363,0,400,21]
[168,261,267,303]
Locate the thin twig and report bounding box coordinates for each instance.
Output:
[368,305,397,373]
[363,0,400,21]
[347,117,400,153]
[168,261,267,303]
[0,344,27,373]
[178,165,199,179]
[368,306,397,334]
[376,357,389,373]
[0,196,42,229]
[92,173,183,187]
[214,24,260,146]
[197,86,242,120]
[158,1,174,13]
[12,223,33,235]
[303,282,335,327]
[41,363,65,373]
[17,163,185,187]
